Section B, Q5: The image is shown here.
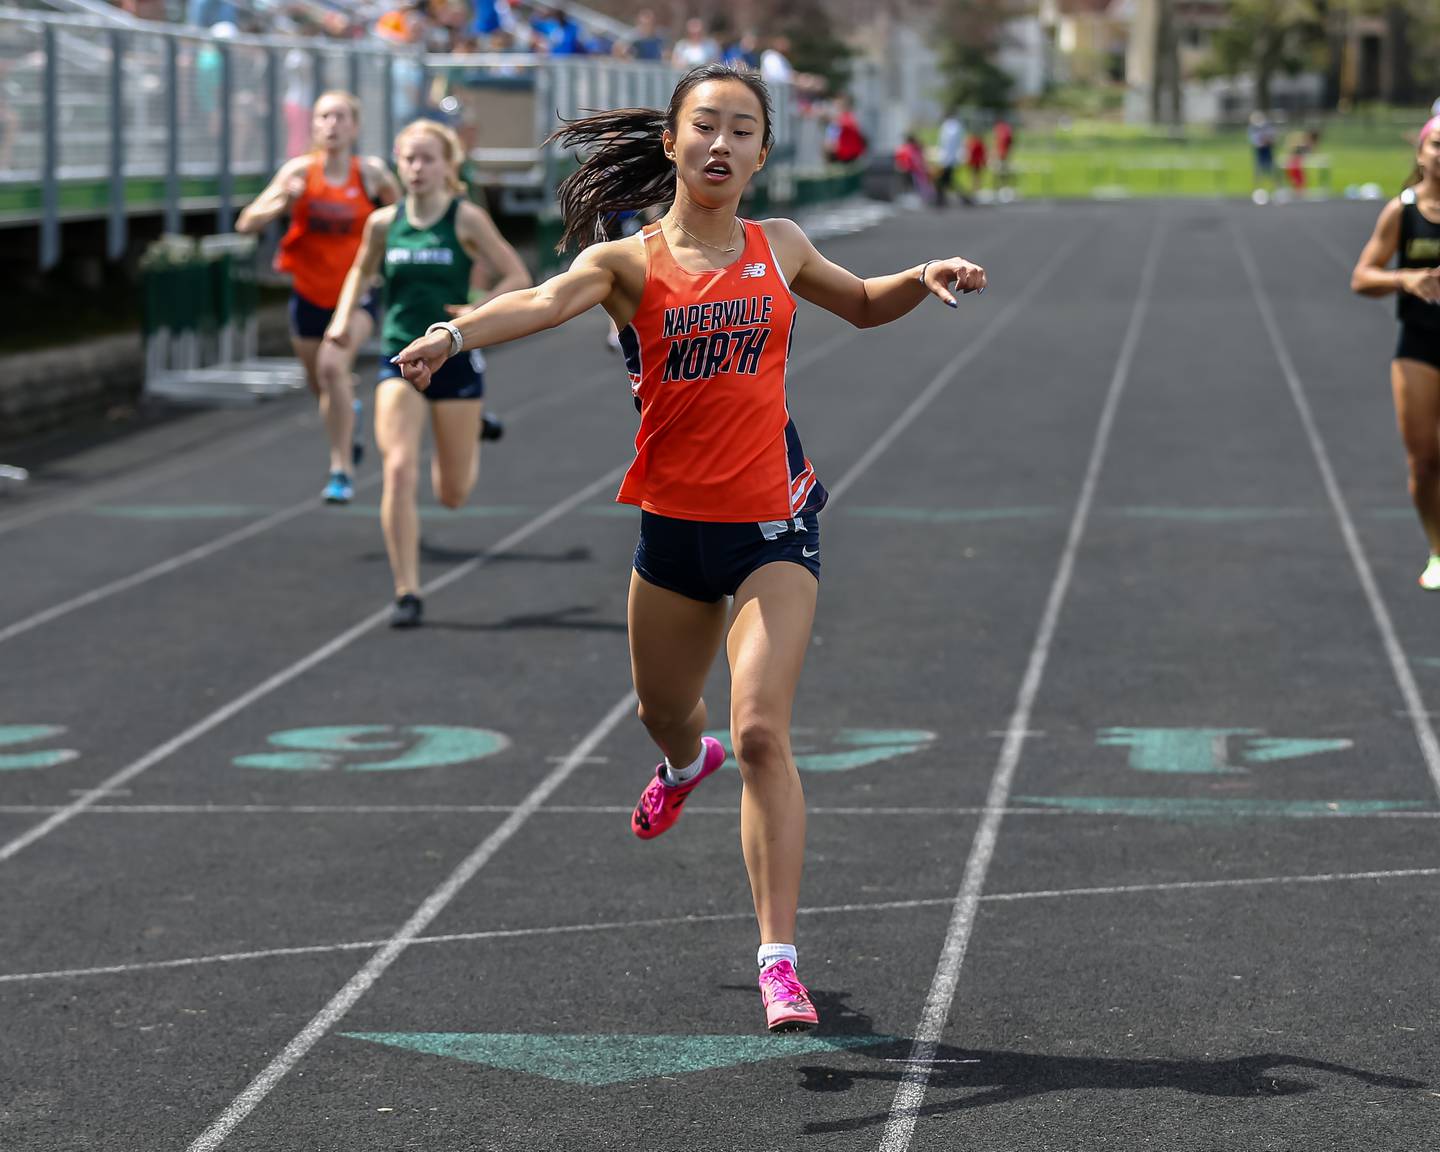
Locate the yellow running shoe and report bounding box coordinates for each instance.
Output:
[1420,556,1440,591]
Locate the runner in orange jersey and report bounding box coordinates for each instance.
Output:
[237,90,399,504]
[392,64,985,1033]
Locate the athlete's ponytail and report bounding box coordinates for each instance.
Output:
[1403,114,1440,192]
[548,63,774,252]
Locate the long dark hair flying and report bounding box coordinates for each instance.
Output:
[546,63,775,252]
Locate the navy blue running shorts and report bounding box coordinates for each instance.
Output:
[289,289,378,340]
[378,349,486,401]
[633,510,821,603]
[1396,325,1440,373]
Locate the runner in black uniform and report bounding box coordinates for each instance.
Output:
[1352,115,1440,589]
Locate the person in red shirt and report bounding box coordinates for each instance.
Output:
[824,93,868,164]
[894,133,935,202]
[994,118,1013,165]
[237,91,399,503]
[392,64,985,1033]
[965,129,988,196]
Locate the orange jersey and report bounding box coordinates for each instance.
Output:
[276,156,375,308]
[616,221,826,523]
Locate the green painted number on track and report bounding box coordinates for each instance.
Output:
[0,725,80,771]
[235,725,509,772]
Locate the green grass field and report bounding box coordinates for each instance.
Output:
[949,115,1426,200]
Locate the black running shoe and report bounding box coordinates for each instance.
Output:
[390,593,423,628]
[480,412,504,442]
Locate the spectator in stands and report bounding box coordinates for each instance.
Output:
[823,93,867,166]
[282,17,322,158]
[533,5,583,55]
[935,107,963,206]
[469,0,507,38]
[724,30,761,71]
[628,8,665,62]
[186,0,236,30]
[671,18,719,70]
[759,34,793,87]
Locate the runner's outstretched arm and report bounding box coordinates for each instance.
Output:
[391,246,617,390]
[768,218,985,328]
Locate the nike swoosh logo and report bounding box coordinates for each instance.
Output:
[802,547,819,558]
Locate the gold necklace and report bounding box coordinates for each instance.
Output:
[670,217,739,254]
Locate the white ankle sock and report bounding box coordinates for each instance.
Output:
[662,743,708,786]
[757,942,798,971]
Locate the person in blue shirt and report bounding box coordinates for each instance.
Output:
[533,5,582,55]
[724,30,761,71]
[628,8,665,61]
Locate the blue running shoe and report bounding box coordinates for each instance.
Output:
[322,470,353,504]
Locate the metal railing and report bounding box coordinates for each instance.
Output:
[1,8,874,271]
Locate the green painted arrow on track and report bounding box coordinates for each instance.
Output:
[1016,796,1427,819]
[0,725,79,771]
[342,1032,893,1085]
[702,728,936,773]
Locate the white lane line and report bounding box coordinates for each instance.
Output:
[13,863,1439,987]
[178,219,1072,1149]
[1235,228,1440,805]
[1,895,951,986]
[181,690,637,1152]
[981,865,1440,904]
[878,220,1165,1152]
[0,465,628,866]
[0,376,601,649]
[823,238,1085,503]
[0,410,313,541]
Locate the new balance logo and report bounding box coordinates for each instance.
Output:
[740,262,767,279]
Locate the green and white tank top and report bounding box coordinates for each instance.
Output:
[381,198,475,356]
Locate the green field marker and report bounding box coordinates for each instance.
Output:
[1243,738,1353,764]
[1107,506,1316,523]
[1098,727,1258,774]
[702,727,936,773]
[1016,796,1426,819]
[1097,727,1352,774]
[843,506,1056,524]
[0,725,79,771]
[581,504,638,518]
[91,504,270,520]
[341,1032,894,1086]
[235,725,509,772]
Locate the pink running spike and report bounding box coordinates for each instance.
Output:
[759,959,818,1032]
[630,736,726,840]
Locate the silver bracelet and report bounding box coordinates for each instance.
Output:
[425,321,464,359]
[918,260,935,286]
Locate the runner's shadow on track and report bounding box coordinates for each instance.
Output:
[795,1040,1427,1133]
[425,605,626,634]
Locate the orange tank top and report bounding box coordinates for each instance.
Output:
[615,220,826,523]
[276,156,375,309]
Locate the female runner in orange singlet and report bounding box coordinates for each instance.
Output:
[237,90,399,504]
[392,64,985,1033]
